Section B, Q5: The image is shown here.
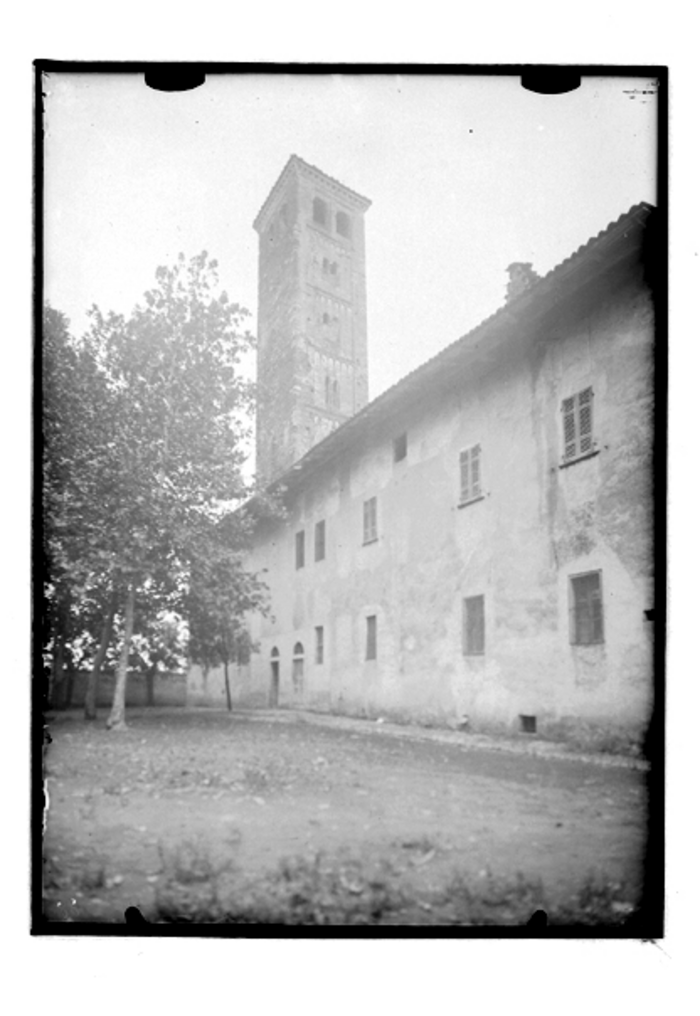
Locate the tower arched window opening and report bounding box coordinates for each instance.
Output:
[313,197,328,226]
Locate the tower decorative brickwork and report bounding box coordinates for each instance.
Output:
[253,156,371,482]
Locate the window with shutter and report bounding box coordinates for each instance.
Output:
[459,444,483,503]
[315,626,324,664]
[295,530,305,570]
[562,388,595,462]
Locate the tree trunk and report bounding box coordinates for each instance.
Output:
[146,663,157,707]
[223,659,232,712]
[106,584,135,730]
[85,592,117,720]
[51,636,65,710]
[64,666,75,709]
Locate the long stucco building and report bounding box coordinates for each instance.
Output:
[188,156,657,745]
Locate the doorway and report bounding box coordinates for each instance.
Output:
[270,647,280,707]
[292,642,304,699]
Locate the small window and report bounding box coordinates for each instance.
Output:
[366,616,377,661]
[315,520,326,562]
[331,379,339,409]
[562,387,595,462]
[363,497,378,544]
[313,197,328,226]
[459,444,482,503]
[393,432,407,463]
[315,626,324,664]
[462,595,485,656]
[295,530,305,570]
[336,211,352,238]
[570,571,604,645]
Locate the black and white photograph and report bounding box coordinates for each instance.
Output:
[37,66,663,935]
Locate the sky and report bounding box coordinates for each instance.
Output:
[44,72,657,408]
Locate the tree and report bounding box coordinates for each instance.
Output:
[42,304,118,709]
[186,516,271,710]
[129,610,188,706]
[43,254,271,729]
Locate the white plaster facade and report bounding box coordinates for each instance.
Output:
[188,174,657,743]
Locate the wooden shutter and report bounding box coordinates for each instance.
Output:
[460,450,470,501]
[470,445,481,498]
[562,396,577,459]
[578,388,594,454]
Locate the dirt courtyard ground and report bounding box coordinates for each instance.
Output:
[41,707,652,928]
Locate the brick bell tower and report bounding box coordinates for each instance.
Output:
[253,155,371,483]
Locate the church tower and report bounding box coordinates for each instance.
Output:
[253,156,371,482]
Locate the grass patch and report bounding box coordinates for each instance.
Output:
[154,837,236,922]
[149,842,640,927]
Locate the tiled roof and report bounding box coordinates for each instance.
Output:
[265,200,655,495]
[253,154,372,232]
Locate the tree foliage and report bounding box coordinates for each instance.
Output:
[43,253,274,727]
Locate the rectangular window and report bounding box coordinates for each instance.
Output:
[295,530,305,570]
[562,387,595,462]
[393,432,407,462]
[315,626,324,664]
[459,444,482,503]
[366,615,377,660]
[314,520,326,562]
[462,595,485,655]
[570,571,604,645]
[363,497,378,544]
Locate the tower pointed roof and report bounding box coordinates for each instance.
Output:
[253,154,372,233]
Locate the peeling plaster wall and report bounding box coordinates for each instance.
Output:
[198,275,654,739]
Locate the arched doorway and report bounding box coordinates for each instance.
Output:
[270,647,280,708]
[292,642,304,699]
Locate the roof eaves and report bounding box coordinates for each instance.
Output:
[267,201,654,496]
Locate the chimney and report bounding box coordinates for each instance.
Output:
[506,262,540,303]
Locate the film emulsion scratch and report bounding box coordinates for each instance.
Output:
[37,68,664,935]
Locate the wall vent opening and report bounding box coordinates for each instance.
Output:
[520,714,537,734]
